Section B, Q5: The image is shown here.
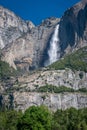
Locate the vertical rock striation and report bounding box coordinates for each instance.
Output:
[59,0,87,55]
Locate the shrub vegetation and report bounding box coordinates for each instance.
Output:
[49,46,87,72]
[0,106,87,130]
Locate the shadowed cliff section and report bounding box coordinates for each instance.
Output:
[77,4,87,38]
[40,31,54,67]
[59,1,87,54]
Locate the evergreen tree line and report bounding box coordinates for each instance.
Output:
[0,106,87,130]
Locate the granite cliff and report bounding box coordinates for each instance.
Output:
[0,68,87,111]
[0,0,87,111]
[59,0,87,54]
[1,17,59,70]
[0,6,32,49]
[1,0,87,70]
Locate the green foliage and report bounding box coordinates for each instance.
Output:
[52,107,87,130]
[49,46,87,72]
[17,105,52,130]
[78,88,87,93]
[0,110,22,130]
[0,111,7,130]
[0,107,87,130]
[36,84,87,94]
[37,84,74,93]
[0,60,16,80]
[36,84,87,93]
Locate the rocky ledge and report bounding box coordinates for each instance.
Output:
[1,92,87,112]
[0,69,87,111]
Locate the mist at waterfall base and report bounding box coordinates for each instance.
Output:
[44,24,60,66]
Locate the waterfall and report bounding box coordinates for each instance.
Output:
[45,24,60,66]
[0,36,5,49]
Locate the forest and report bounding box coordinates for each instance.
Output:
[0,105,87,130]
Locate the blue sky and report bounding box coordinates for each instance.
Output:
[0,0,80,25]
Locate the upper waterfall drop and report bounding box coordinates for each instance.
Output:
[45,24,60,66]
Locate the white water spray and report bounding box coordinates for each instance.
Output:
[0,36,5,49]
[45,24,60,66]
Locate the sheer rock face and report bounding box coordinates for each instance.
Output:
[0,6,34,49]
[13,92,87,111]
[1,1,87,71]
[59,1,87,54]
[1,16,59,70]
[1,92,87,112]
